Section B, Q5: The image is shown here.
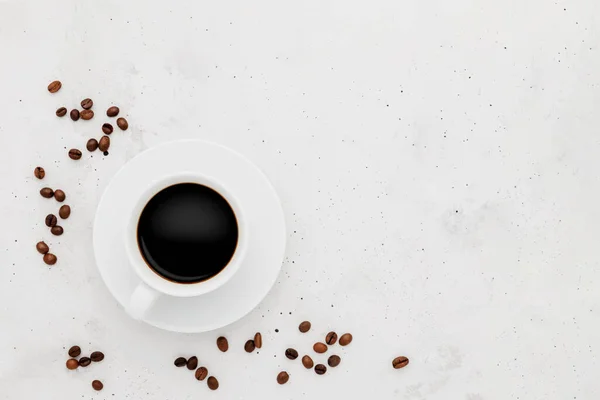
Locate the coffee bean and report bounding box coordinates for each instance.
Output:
[56,107,67,117]
[66,359,78,370]
[70,109,80,121]
[314,364,327,375]
[103,151,109,156]
[68,346,81,358]
[117,117,128,130]
[80,109,94,120]
[59,205,71,219]
[45,214,57,227]
[51,226,63,236]
[244,340,256,353]
[36,241,49,254]
[47,80,61,93]
[54,189,66,202]
[216,336,228,352]
[392,356,409,369]
[99,136,110,152]
[92,380,103,391]
[254,332,262,349]
[106,106,119,117]
[187,356,198,370]
[86,138,98,152]
[195,367,208,381]
[81,98,93,110]
[102,123,113,135]
[43,253,57,265]
[328,355,341,368]
[277,371,289,385]
[339,333,353,346]
[90,351,104,362]
[40,187,54,198]
[285,348,298,360]
[313,342,328,354]
[207,376,219,391]
[326,331,338,345]
[174,357,187,367]
[301,355,314,369]
[79,357,91,367]
[68,149,82,160]
[34,167,45,180]
[299,321,311,333]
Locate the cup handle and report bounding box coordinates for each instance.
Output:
[126,282,160,320]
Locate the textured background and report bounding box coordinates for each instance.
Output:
[1,0,600,398]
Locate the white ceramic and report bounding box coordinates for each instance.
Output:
[93,140,286,333]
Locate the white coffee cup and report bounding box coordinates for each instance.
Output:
[124,172,247,320]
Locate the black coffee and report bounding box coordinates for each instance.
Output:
[137,183,238,283]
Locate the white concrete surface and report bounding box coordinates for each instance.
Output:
[1,0,600,398]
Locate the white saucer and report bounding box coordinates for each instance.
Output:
[93,140,286,333]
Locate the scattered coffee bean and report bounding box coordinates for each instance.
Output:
[117,117,128,130]
[51,226,64,236]
[326,331,338,345]
[79,357,91,367]
[302,355,314,369]
[254,332,262,349]
[92,380,103,391]
[299,321,311,333]
[68,149,82,160]
[339,333,353,346]
[59,205,71,219]
[195,367,208,381]
[98,136,110,152]
[328,355,341,368]
[66,359,79,370]
[103,151,109,156]
[90,351,104,362]
[313,342,328,354]
[174,357,187,367]
[207,376,219,390]
[187,356,198,370]
[277,371,289,385]
[216,336,228,352]
[34,167,45,180]
[47,80,62,93]
[56,107,67,117]
[54,189,66,202]
[43,253,57,265]
[285,348,298,360]
[36,241,49,255]
[86,138,98,152]
[315,364,327,375]
[80,109,94,120]
[81,98,93,110]
[392,356,409,369]
[102,123,113,135]
[70,109,80,121]
[106,106,119,117]
[45,214,57,227]
[40,187,54,198]
[244,340,256,353]
[68,346,81,358]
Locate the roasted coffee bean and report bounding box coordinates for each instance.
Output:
[48,80,62,93]
[326,331,338,345]
[195,367,208,381]
[244,340,255,353]
[36,241,49,255]
[99,136,110,152]
[54,189,66,202]
[81,98,93,109]
[86,138,98,152]
[174,357,187,367]
[392,356,409,369]
[106,106,119,117]
[45,214,57,227]
[299,321,311,333]
[40,187,54,198]
[90,351,104,362]
[92,380,103,391]
[117,117,128,130]
[79,357,91,367]
[254,332,262,349]
[101,123,114,135]
[187,356,198,370]
[207,376,219,391]
[301,355,314,369]
[285,348,298,360]
[68,346,81,358]
[68,149,82,160]
[339,333,353,346]
[216,336,228,352]
[277,371,289,385]
[314,364,327,375]
[103,151,109,156]
[313,342,327,354]
[328,355,341,368]
[59,205,71,219]
[51,226,64,236]
[34,167,45,180]
[43,253,57,265]
[80,109,94,120]
[70,109,80,121]
[56,107,67,117]
[66,359,79,370]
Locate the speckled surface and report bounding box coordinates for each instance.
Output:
[1,0,599,399]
